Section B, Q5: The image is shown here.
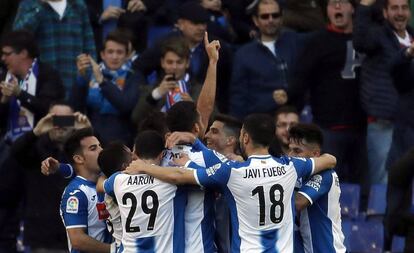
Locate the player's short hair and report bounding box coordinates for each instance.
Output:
[243,114,275,147]
[103,29,129,52]
[268,137,283,157]
[166,101,199,132]
[213,113,242,138]
[1,30,39,59]
[138,110,168,137]
[134,130,164,159]
[64,127,95,164]
[288,123,324,147]
[98,141,131,177]
[161,36,190,60]
[274,105,299,121]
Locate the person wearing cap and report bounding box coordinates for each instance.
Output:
[132,1,233,113]
[228,0,303,120]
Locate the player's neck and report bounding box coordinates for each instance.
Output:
[141,158,159,165]
[76,166,100,183]
[246,146,269,157]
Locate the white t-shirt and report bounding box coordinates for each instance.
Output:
[262,40,276,56]
[48,0,67,19]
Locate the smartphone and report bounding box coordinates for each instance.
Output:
[53,115,75,127]
[166,74,176,82]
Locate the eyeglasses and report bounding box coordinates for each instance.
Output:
[328,0,350,5]
[258,12,282,20]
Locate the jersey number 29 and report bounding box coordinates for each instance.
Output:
[252,184,284,226]
[122,190,159,233]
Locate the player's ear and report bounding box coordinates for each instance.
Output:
[193,122,201,136]
[73,154,84,164]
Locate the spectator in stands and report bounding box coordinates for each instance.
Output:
[386,31,414,177]
[72,31,142,147]
[273,105,299,154]
[0,30,65,143]
[283,0,326,32]
[9,102,90,253]
[133,1,232,113]
[353,0,413,184]
[200,0,237,43]
[229,0,303,120]
[384,147,414,252]
[132,36,200,123]
[274,0,368,183]
[13,0,96,97]
[84,0,164,53]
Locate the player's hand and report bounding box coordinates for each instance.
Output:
[226,153,244,162]
[41,157,60,176]
[124,159,146,175]
[89,56,104,84]
[33,113,54,136]
[204,32,220,64]
[74,112,91,129]
[173,153,190,166]
[127,0,146,12]
[76,54,91,76]
[165,132,197,149]
[100,6,125,21]
[273,89,288,105]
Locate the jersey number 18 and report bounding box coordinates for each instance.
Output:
[252,184,284,226]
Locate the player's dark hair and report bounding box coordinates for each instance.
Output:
[138,110,168,137]
[274,105,299,121]
[268,137,284,157]
[213,113,242,138]
[166,101,199,132]
[288,123,324,147]
[1,30,39,59]
[103,29,129,52]
[243,114,275,147]
[161,36,190,60]
[64,127,95,164]
[98,141,131,177]
[134,130,164,159]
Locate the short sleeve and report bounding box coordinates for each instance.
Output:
[289,157,314,179]
[60,189,89,228]
[103,172,120,198]
[191,161,232,188]
[298,171,333,205]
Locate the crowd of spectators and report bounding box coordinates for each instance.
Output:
[0,0,413,252]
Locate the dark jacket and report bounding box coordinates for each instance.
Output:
[353,5,414,120]
[0,61,65,137]
[72,71,142,147]
[10,131,69,249]
[132,30,233,113]
[229,30,303,120]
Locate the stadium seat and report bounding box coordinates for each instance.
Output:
[346,220,384,253]
[366,184,387,218]
[340,183,361,219]
[392,236,405,253]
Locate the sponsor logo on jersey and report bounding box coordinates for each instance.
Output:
[305,174,322,191]
[66,196,79,214]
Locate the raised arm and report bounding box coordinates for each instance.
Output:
[311,153,337,175]
[197,32,220,136]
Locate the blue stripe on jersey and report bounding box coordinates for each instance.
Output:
[136,237,155,253]
[308,194,336,252]
[223,187,241,253]
[202,190,216,253]
[260,229,279,253]
[173,187,186,253]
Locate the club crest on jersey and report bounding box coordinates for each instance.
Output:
[206,163,221,176]
[305,174,322,191]
[66,196,79,213]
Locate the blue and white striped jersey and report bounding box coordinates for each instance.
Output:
[162,139,227,253]
[189,155,314,253]
[60,176,112,253]
[104,172,186,253]
[298,169,346,253]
